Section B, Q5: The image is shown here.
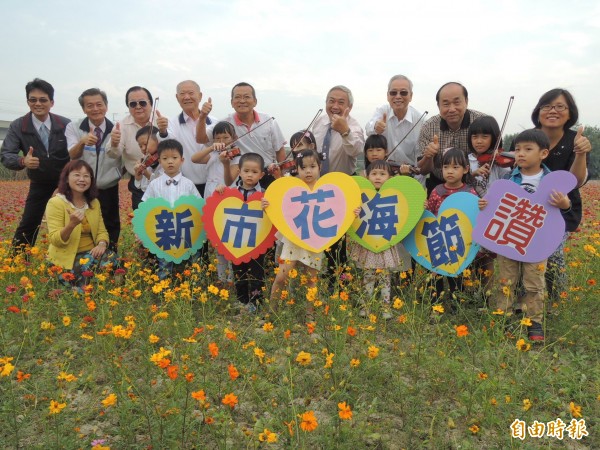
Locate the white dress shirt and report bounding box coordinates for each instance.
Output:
[142,172,202,206]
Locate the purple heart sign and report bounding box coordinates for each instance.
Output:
[473,170,577,262]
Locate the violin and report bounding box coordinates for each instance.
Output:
[224,147,241,158]
[142,153,159,168]
[268,158,297,176]
[477,150,514,168]
[388,162,420,176]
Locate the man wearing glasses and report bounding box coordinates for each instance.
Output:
[107,86,165,209]
[196,82,286,187]
[1,78,71,249]
[366,75,424,180]
[417,81,486,194]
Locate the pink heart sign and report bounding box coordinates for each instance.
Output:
[473,170,577,262]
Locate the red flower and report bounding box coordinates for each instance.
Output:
[7,306,21,313]
[82,271,94,278]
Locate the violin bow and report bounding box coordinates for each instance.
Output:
[141,97,160,165]
[487,96,514,174]
[384,110,428,163]
[224,116,275,150]
[280,108,323,164]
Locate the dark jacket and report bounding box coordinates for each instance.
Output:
[1,112,71,183]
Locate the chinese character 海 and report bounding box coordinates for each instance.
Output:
[356,192,399,240]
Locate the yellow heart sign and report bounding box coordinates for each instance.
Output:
[264,172,361,253]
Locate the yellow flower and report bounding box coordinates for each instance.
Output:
[296,351,312,366]
[57,372,77,382]
[569,401,583,418]
[432,304,444,313]
[469,424,480,434]
[492,309,505,315]
[258,428,278,443]
[101,393,117,408]
[262,322,274,332]
[522,398,532,411]
[367,345,379,359]
[289,268,298,279]
[350,358,361,368]
[62,316,71,326]
[520,318,532,327]
[79,257,90,265]
[40,321,55,330]
[1,361,15,377]
[49,400,67,414]
[324,352,334,369]
[502,286,511,297]
[516,338,531,352]
[299,410,318,431]
[338,401,353,420]
[148,334,160,344]
[392,298,404,309]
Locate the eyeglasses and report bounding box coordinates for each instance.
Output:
[541,104,568,112]
[388,90,410,97]
[27,97,50,104]
[128,100,149,108]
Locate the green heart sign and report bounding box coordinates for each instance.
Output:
[347,176,426,253]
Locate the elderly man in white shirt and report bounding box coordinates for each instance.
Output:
[161,80,217,198]
[365,74,425,182]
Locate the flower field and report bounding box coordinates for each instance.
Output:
[0,180,598,449]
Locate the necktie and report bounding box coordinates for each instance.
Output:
[166,179,179,186]
[321,125,332,174]
[39,124,49,150]
[94,127,103,152]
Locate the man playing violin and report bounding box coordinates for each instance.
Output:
[417,82,486,194]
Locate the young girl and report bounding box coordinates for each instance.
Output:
[467,116,509,295]
[133,126,161,200]
[263,149,325,317]
[349,160,410,319]
[192,121,241,283]
[467,116,511,193]
[425,147,478,303]
[270,130,317,178]
[363,134,412,176]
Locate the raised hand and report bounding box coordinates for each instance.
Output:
[375,112,387,134]
[84,129,98,147]
[423,134,440,159]
[68,208,85,227]
[111,122,121,147]
[24,146,40,169]
[573,125,591,154]
[200,97,212,118]
[156,110,168,134]
[331,107,350,135]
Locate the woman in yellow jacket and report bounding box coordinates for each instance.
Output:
[46,160,115,285]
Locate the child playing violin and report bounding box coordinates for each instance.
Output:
[269,130,317,178]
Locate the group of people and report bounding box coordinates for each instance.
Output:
[0,76,592,341]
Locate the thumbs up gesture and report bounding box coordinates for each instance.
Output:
[200,97,212,118]
[156,110,168,135]
[111,122,121,147]
[375,112,387,134]
[331,107,351,135]
[423,134,440,159]
[84,129,98,147]
[24,146,40,169]
[573,125,591,154]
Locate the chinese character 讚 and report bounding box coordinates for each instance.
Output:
[483,192,547,255]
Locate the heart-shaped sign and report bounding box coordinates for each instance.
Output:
[264,172,361,253]
[202,188,277,264]
[473,170,576,262]
[132,195,206,263]
[404,192,480,277]
[348,175,426,253]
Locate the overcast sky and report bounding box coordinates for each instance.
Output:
[1,0,599,142]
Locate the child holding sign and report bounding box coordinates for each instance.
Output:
[349,160,407,319]
[479,129,570,341]
[263,149,324,317]
[425,147,478,304]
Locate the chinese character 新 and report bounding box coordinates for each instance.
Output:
[155,209,194,250]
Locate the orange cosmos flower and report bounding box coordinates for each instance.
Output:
[208,342,219,358]
[228,364,240,381]
[338,402,353,420]
[299,410,318,431]
[221,393,238,409]
[455,325,469,337]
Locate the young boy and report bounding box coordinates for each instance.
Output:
[216,152,266,313]
[479,129,571,341]
[142,139,202,278]
[130,126,160,210]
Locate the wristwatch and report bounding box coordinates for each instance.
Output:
[341,129,350,138]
